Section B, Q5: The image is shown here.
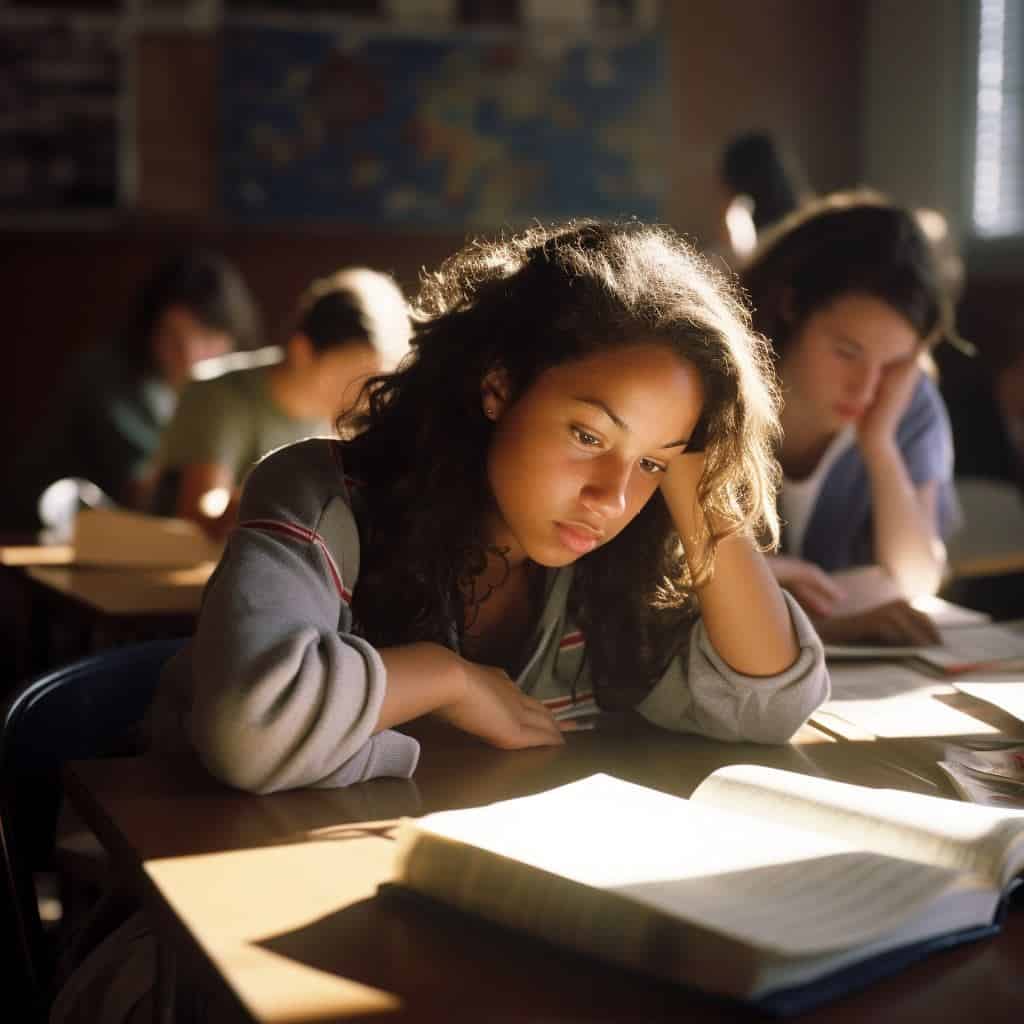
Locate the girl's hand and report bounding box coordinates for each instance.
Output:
[768,556,845,618]
[857,358,920,453]
[816,598,940,646]
[434,661,566,749]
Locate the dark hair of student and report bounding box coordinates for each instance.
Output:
[741,191,954,362]
[296,288,368,351]
[339,220,781,709]
[719,132,807,232]
[118,248,262,371]
[288,268,410,361]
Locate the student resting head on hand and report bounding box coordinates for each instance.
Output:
[741,191,960,646]
[149,220,829,794]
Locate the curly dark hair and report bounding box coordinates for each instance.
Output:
[340,220,781,708]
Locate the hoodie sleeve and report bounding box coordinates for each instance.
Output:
[183,438,420,793]
[636,591,830,744]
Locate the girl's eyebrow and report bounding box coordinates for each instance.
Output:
[575,396,627,430]
[833,332,864,350]
[835,331,916,363]
[573,397,691,449]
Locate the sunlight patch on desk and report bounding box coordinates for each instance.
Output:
[145,839,403,1018]
[819,663,1001,739]
[820,692,1001,739]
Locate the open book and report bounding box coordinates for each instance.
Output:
[826,621,1024,675]
[389,768,1024,1014]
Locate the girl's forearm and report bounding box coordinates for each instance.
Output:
[375,643,467,732]
[662,464,798,677]
[862,439,945,597]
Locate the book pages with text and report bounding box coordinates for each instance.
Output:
[691,765,1024,889]
[398,775,985,958]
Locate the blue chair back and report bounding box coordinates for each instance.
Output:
[0,636,186,1020]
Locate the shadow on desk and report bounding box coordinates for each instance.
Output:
[257,891,743,1022]
[253,856,1024,1024]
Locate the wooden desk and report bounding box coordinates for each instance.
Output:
[10,564,211,680]
[0,543,75,567]
[24,564,211,617]
[950,550,1024,580]
[64,718,1024,1023]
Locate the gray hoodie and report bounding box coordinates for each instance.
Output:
[151,438,830,793]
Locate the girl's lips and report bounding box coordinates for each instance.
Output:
[555,522,601,555]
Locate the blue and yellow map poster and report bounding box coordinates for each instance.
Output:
[220,23,666,227]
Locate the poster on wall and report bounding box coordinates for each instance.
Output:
[0,13,124,213]
[220,20,666,228]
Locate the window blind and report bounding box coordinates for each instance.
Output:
[973,0,1024,236]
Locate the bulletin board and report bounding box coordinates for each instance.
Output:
[0,10,125,213]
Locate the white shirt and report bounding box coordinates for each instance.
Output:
[780,426,855,557]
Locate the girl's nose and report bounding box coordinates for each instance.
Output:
[580,456,629,519]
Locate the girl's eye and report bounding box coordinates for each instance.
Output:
[571,426,602,447]
[639,458,667,475]
[834,344,858,361]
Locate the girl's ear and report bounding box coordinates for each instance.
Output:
[481,368,511,421]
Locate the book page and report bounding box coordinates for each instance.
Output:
[826,622,1024,671]
[817,663,1002,739]
[692,765,1024,889]
[955,681,1024,724]
[920,623,1024,673]
[401,774,983,957]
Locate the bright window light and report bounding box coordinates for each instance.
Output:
[972,0,1024,236]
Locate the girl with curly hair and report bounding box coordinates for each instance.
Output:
[151,220,828,792]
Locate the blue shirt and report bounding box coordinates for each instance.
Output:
[785,374,957,572]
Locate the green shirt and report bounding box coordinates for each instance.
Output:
[156,365,329,486]
[3,343,175,529]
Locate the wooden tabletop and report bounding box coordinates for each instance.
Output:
[24,562,212,616]
[949,550,1024,579]
[0,542,75,567]
[64,716,1024,1023]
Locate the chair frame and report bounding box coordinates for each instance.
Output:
[0,636,185,1020]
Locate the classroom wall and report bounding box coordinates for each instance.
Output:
[4,4,868,465]
[666,1,866,243]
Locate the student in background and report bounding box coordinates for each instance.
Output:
[150,267,411,537]
[3,249,260,531]
[741,193,958,645]
[148,220,829,795]
[715,131,810,267]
